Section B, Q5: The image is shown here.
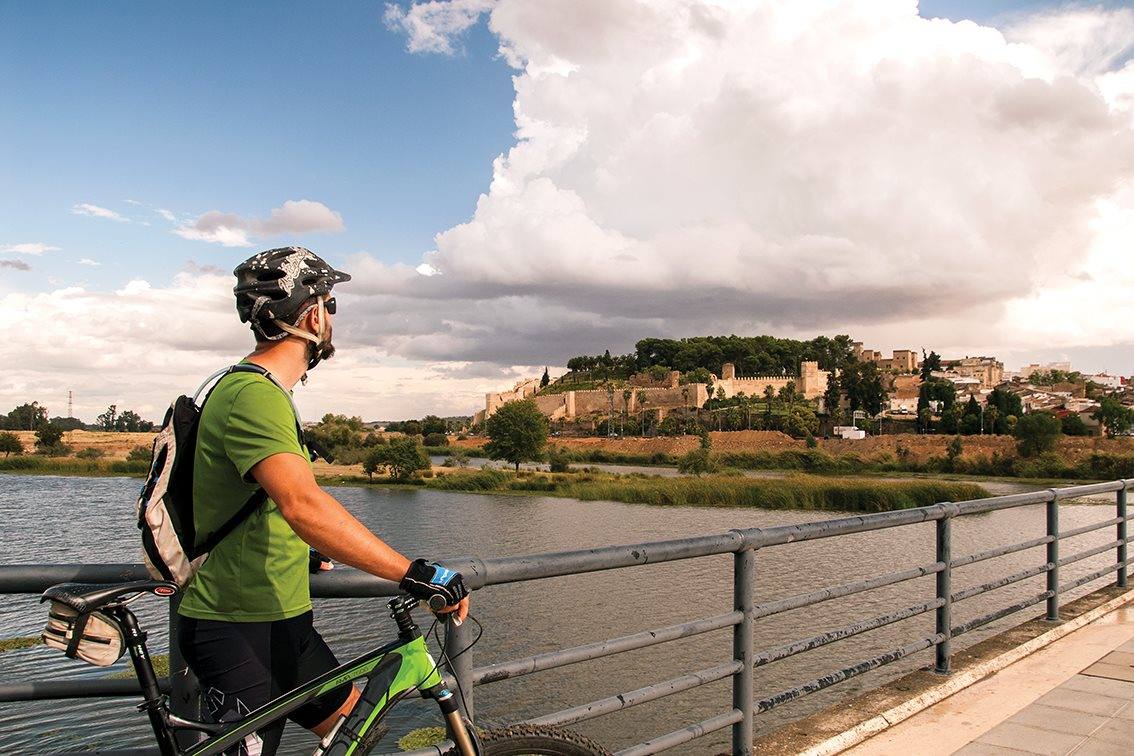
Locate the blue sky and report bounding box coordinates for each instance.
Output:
[3,1,1133,419]
[0,0,1080,290]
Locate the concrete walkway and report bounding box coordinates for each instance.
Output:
[845,604,1134,756]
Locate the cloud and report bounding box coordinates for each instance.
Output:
[77,258,100,267]
[0,242,59,255]
[384,0,495,55]
[71,203,130,223]
[363,0,1134,378]
[173,199,345,247]
[1,259,31,271]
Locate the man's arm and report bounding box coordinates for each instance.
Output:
[250,452,469,620]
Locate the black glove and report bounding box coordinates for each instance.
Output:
[399,558,469,610]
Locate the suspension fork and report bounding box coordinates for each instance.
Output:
[428,685,477,756]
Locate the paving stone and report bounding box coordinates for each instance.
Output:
[1035,688,1128,717]
[1006,703,1109,736]
[1096,650,1134,667]
[1089,716,1134,746]
[1060,675,1134,699]
[953,742,1034,755]
[1112,702,1134,721]
[1117,638,1134,654]
[1081,662,1134,682]
[1066,740,1130,756]
[976,722,1084,755]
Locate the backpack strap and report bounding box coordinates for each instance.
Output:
[191,363,306,556]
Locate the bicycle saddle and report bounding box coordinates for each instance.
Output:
[41,580,179,614]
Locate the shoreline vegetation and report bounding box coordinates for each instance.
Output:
[337,468,991,513]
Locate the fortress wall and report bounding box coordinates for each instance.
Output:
[533,394,569,419]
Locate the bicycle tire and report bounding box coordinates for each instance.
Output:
[479,724,611,756]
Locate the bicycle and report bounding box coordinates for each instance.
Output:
[40,579,610,755]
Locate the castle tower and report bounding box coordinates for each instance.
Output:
[721,362,736,380]
[800,361,820,398]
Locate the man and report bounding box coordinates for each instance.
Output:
[178,246,469,755]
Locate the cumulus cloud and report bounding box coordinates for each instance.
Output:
[1,242,59,255]
[1,259,31,271]
[173,199,345,247]
[71,203,131,222]
[77,258,100,266]
[384,0,495,54]
[0,271,515,421]
[373,0,1134,375]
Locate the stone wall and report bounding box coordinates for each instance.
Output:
[715,361,829,400]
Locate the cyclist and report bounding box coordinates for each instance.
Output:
[177,246,469,755]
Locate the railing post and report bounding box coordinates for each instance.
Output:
[444,616,475,722]
[934,510,952,674]
[1046,490,1060,621]
[1119,483,1129,588]
[168,598,202,747]
[732,548,755,755]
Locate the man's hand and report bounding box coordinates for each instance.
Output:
[399,559,471,623]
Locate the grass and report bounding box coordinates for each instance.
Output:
[108,653,169,679]
[0,635,41,653]
[410,469,989,512]
[398,727,447,751]
[0,455,148,477]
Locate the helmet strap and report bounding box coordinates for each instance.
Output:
[272,298,332,374]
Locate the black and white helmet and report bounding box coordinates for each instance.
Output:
[233,247,350,340]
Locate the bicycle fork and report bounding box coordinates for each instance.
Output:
[432,685,477,756]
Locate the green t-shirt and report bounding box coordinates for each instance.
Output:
[178,369,312,622]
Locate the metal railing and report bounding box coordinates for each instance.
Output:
[1,479,1131,755]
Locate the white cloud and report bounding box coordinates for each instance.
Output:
[71,203,130,223]
[369,0,1134,377]
[77,258,100,267]
[384,0,495,55]
[174,199,345,247]
[0,242,59,255]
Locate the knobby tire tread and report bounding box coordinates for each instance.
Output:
[479,723,611,756]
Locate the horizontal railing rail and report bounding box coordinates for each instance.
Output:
[0,478,1130,756]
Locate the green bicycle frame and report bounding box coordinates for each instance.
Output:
[184,634,445,755]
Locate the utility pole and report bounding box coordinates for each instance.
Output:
[68,390,73,418]
[607,386,616,437]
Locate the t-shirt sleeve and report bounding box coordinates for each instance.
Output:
[223,380,305,481]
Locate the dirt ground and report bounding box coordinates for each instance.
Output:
[13,429,1134,468]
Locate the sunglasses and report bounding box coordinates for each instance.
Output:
[323,297,337,315]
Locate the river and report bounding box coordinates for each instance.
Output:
[0,473,1126,754]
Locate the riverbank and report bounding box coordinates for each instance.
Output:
[324,469,991,513]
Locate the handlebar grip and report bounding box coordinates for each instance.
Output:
[428,594,448,612]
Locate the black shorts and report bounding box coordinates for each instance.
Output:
[179,611,353,756]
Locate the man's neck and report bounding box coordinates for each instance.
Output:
[245,338,309,390]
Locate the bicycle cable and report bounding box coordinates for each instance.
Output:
[431,613,483,720]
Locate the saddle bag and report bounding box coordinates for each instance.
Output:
[42,603,125,667]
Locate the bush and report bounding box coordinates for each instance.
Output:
[548,446,571,473]
[76,447,105,459]
[0,431,23,457]
[1014,412,1062,457]
[677,448,718,476]
[35,423,64,452]
[126,445,152,462]
[37,442,72,457]
[423,432,448,448]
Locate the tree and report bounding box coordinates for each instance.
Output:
[49,416,85,431]
[1061,413,1090,437]
[423,432,448,447]
[823,373,841,419]
[920,350,942,380]
[115,409,143,432]
[484,400,549,471]
[762,384,776,425]
[678,447,717,476]
[35,422,66,454]
[917,378,956,432]
[1093,398,1134,438]
[1014,412,1062,457]
[4,402,47,431]
[778,381,797,405]
[0,431,23,456]
[421,415,447,436]
[540,367,551,388]
[364,437,430,480]
[782,405,819,438]
[946,436,963,471]
[97,405,118,432]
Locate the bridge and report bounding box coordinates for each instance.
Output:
[1,479,1132,755]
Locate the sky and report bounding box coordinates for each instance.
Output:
[2,0,1134,422]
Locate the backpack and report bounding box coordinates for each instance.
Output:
[136,363,304,587]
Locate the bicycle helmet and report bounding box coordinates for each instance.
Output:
[233,247,350,341]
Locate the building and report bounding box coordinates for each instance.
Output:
[852,343,919,374]
[477,361,829,424]
[1017,362,1072,380]
[941,357,1004,390]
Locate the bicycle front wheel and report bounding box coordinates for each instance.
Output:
[479,724,611,756]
